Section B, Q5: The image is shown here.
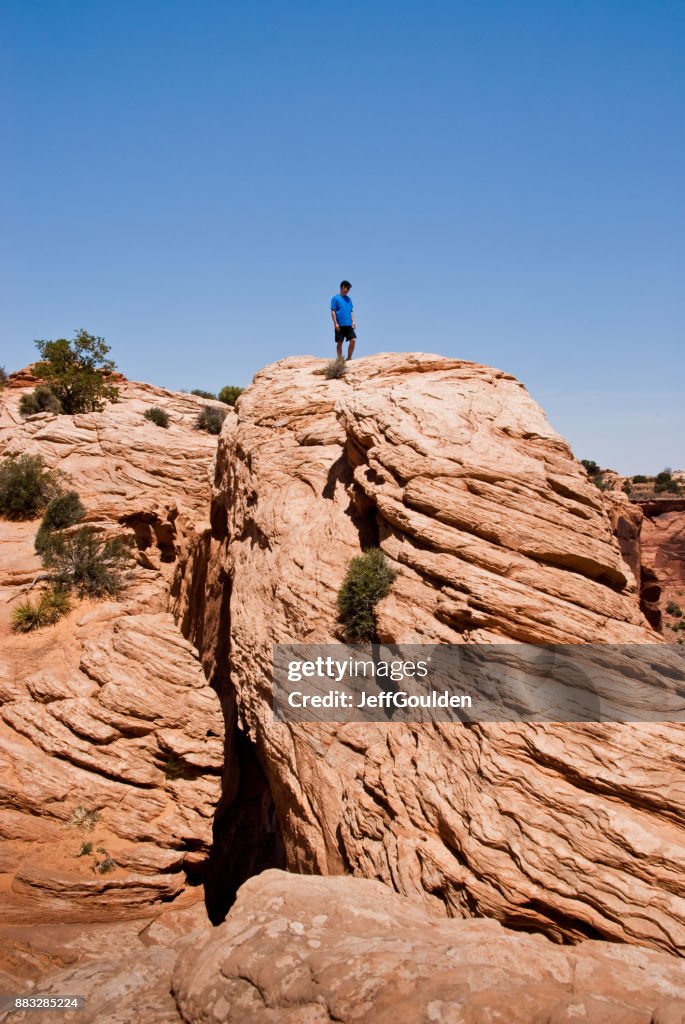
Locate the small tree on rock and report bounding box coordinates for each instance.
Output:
[337,548,399,641]
[33,330,119,414]
[218,385,244,406]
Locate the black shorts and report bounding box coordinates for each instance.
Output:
[335,325,356,343]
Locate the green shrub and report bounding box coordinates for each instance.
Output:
[10,588,71,633]
[218,385,244,406]
[18,387,62,417]
[33,330,118,414]
[11,598,46,633]
[35,491,85,553]
[93,848,116,874]
[195,405,227,435]
[191,389,216,400]
[632,475,649,483]
[0,366,6,385]
[655,479,681,495]
[622,481,632,495]
[40,527,132,597]
[161,752,185,780]
[581,459,600,476]
[666,602,683,617]
[324,358,347,380]
[0,454,62,520]
[337,548,399,641]
[143,407,170,428]
[78,841,93,857]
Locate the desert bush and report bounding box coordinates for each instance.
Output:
[35,491,85,553]
[666,602,683,617]
[78,841,93,857]
[654,471,681,494]
[191,389,216,400]
[622,481,632,495]
[337,548,399,641]
[632,475,649,483]
[40,526,132,597]
[143,407,170,428]
[33,330,118,413]
[161,752,185,780]
[0,366,6,385]
[581,459,600,476]
[0,454,62,520]
[93,848,116,874]
[19,386,62,417]
[10,598,46,633]
[218,385,244,406]
[10,588,71,633]
[195,405,227,435]
[324,358,347,380]
[66,806,100,833]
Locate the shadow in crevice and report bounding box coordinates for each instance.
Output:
[640,564,662,631]
[324,448,380,552]
[203,727,285,924]
[188,505,285,924]
[172,493,286,924]
[323,452,353,500]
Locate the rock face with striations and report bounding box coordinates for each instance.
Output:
[179,353,685,956]
[0,378,224,981]
[641,500,685,622]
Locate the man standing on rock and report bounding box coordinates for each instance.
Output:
[331,280,356,360]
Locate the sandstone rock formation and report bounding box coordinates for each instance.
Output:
[171,870,685,1024]
[641,500,685,634]
[0,902,210,1024]
[176,353,685,955]
[8,871,684,1023]
[4,352,685,1016]
[0,379,223,979]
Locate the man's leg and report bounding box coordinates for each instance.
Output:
[347,337,356,360]
[335,330,343,360]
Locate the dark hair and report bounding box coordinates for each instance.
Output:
[340,280,352,289]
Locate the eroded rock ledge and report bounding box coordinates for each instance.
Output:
[0,379,224,978]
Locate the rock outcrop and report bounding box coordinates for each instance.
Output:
[172,870,685,1024]
[641,501,685,634]
[177,353,685,955]
[4,352,685,1016]
[0,902,210,1024]
[8,871,684,1023]
[0,380,223,976]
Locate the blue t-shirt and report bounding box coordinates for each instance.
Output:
[331,294,354,327]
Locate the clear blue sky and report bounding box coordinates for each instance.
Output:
[2,0,683,474]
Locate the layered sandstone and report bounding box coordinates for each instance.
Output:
[0,380,223,973]
[641,501,685,633]
[179,353,685,954]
